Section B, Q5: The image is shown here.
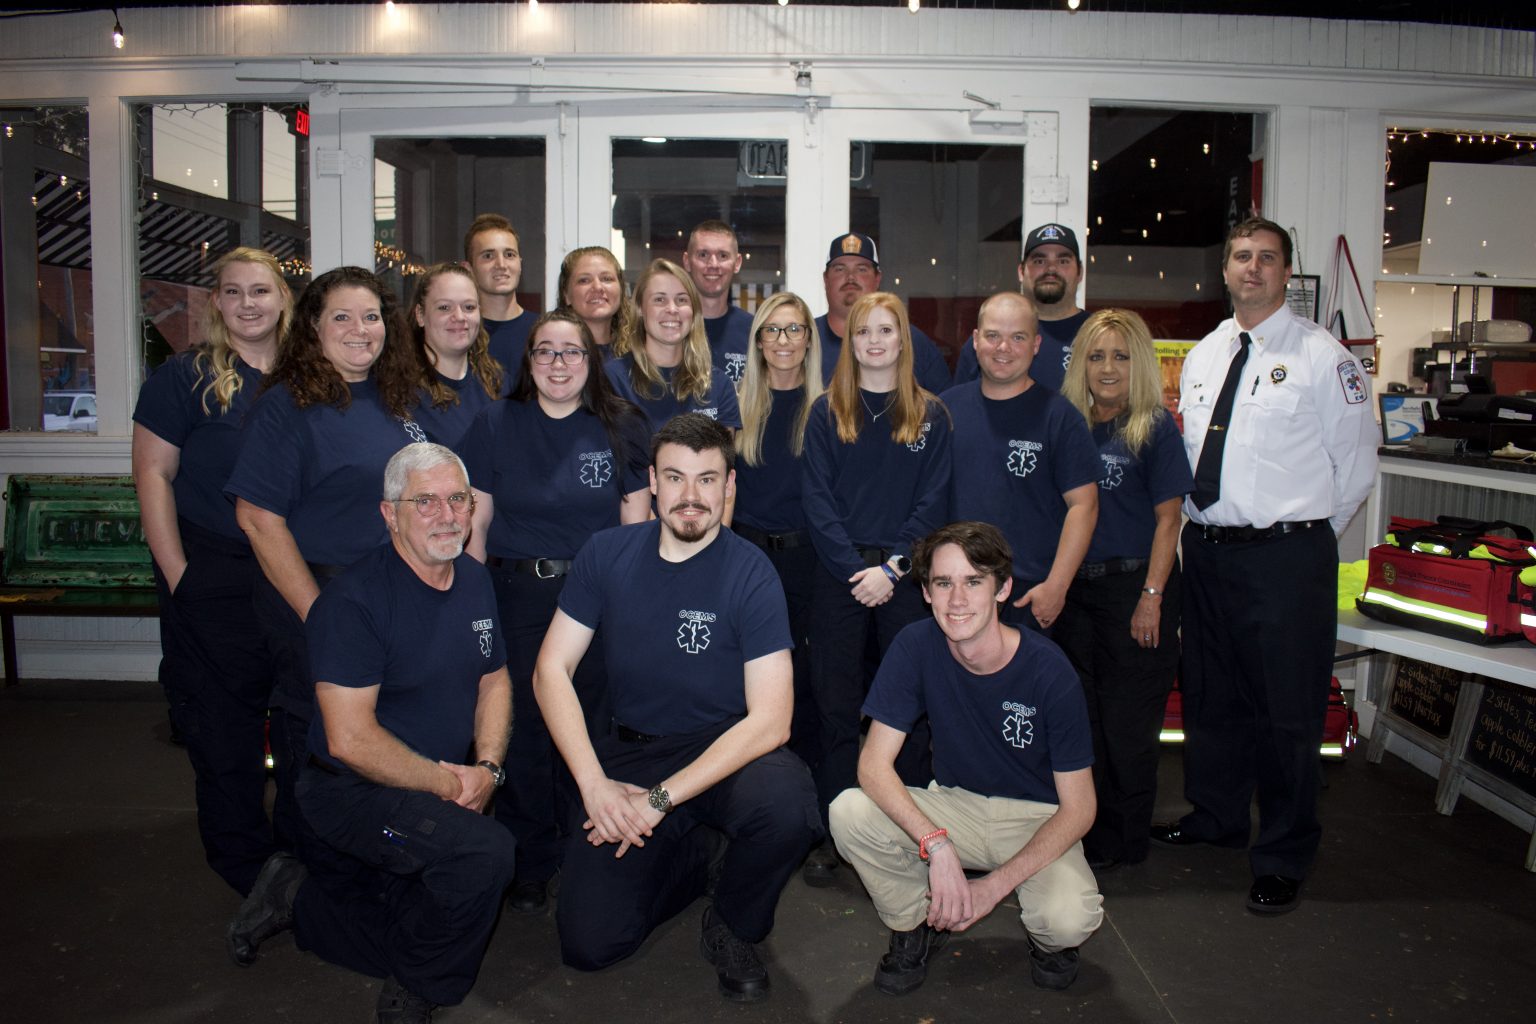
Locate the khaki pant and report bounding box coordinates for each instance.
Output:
[829,783,1104,953]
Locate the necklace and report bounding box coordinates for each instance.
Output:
[860,391,894,421]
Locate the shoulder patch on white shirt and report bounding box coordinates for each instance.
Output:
[1336,361,1367,405]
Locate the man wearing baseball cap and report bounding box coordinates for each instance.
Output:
[955,223,1089,392]
[816,232,952,395]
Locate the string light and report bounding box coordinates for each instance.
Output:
[112,9,124,49]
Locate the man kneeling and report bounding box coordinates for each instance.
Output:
[830,521,1103,995]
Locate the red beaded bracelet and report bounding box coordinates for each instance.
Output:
[918,828,949,861]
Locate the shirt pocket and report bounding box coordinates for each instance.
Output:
[1234,381,1300,445]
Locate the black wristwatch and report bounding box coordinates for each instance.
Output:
[476,760,506,788]
[648,783,672,814]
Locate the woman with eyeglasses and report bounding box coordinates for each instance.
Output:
[1055,309,1192,870]
[227,265,427,863]
[407,262,504,449]
[606,258,742,436]
[733,292,824,769]
[557,246,634,361]
[132,246,291,896]
[800,291,953,886]
[458,309,651,914]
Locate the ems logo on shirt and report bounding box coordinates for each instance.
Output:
[1001,700,1036,748]
[1270,364,1288,385]
[907,421,932,453]
[724,353,747,384]
[698,407,721,420]
[472,618,494,657]
[402,419,428,444]
[676,609,716,654]
[1007,439,1041,477]
[1099,453,1127,490]
[1337,361,1367,404]
[579,450,614,489]
[1061,347,1072,371]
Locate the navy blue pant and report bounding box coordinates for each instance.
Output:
[489,566,609,885]
[1002,576,1053,636]
[1055,564,1182,865]
[806,565,933,827]
[294,766,516,1006]
[1179,523,1336,879]
[153,519,275,895]
[556,721,821,970]
[751,542,820,769]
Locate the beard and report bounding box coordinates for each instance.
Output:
[666,502,711,543]
[1031,276,1067,305]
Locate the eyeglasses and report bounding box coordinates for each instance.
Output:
[531,347,588,366]
[394,492,474,517]
[759,324,807,340]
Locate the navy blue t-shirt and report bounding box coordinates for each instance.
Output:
[952,309,1090,392]
[734,388,811,536]
[816,314,952,395]
[704,306,753,387]
[411,371,498,450]
[484,310,538,395]
[458,399,651,560]
[940,381,1100,583]
[133,351,263,540]
[558,521,791,736]
[1086,410,1193,563]
[863,619,1093,803]
[802,393,953,581]
[605,354,743,433]
[225,379,428,567]
[308,545,506,769]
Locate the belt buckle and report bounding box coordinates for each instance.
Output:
[534,558,558,579]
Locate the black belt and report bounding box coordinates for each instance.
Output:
[488,556,572,578]
[858,546,892,568]
[615,722,663,744]
[1076,557,1147,580]
[1197,519,1330,544]
[306,562,347,579]
[307,754,343,776]
[732,523,809,552]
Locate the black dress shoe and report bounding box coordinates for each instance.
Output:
[507,879,547,914]
[1149,822,1247,849]
[1084,850,1120,871]
[1247,874,1302,914]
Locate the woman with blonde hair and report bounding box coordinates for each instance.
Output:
[132,246,292,895]
[604,257,741,433]
[408,262,504,448]
[557,246,634,359]
[800,291,952,886]
[1055,308,1192,870]
[734,290,824,766]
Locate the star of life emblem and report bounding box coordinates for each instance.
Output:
[1002,701,1035,748]
[907,422,931,453]
[724,353,747,384]
[1007,440,1040,477]
[402,419,428,444]
[472,618,494,657]
[580,451,613,489]
[1100,455,1125,490]
[676,610,716,654]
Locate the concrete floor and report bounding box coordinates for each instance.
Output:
[3,677,1534,1024]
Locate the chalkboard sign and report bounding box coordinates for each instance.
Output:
[1465,685,1536,799]
[1387,658,1464,740]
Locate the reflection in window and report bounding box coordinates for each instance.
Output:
[847,142,1023,362]
[612,138,785,313]
[135,102,310,377]
[0,105,93,431]
[1086,108,1262,340]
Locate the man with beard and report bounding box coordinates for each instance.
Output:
[683,220,754,386]
[464,213,537,388]
[817,232,952,394]
[955,224,1089,391]
[534,413,821,1003]
[226,443,514,1024]
[941,293,1099,635]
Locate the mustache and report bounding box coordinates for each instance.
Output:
[669,501,710,514]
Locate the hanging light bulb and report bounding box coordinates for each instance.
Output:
[908,0,920,12]
[779,0,789,5]
[112,9,124,49]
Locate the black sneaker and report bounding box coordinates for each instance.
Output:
[699,905,770,1003]
[226,851,307,967]
[1027,936,1080,990]
[873,923,949,996]
[376,978,436,1024]
[801,842,839,888]
[506,879,547,914]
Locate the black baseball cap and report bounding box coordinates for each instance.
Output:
[1023,223,1080,261]
[825,232,879,269]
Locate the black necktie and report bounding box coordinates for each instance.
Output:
[1191,331,1252,511]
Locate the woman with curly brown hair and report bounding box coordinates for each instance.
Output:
[226,265,427,862]
[408,261,504,448]
[557,246,634,360]
[133,246,292,896]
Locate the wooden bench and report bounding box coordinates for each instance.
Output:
[0,474,159,686]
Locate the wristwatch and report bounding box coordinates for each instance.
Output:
[476,760,506,788]
[648,783,672,814]
[1142,586,1162,597]
[890,554,912,576]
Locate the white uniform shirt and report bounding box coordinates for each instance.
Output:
[1178,304,1378,534]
